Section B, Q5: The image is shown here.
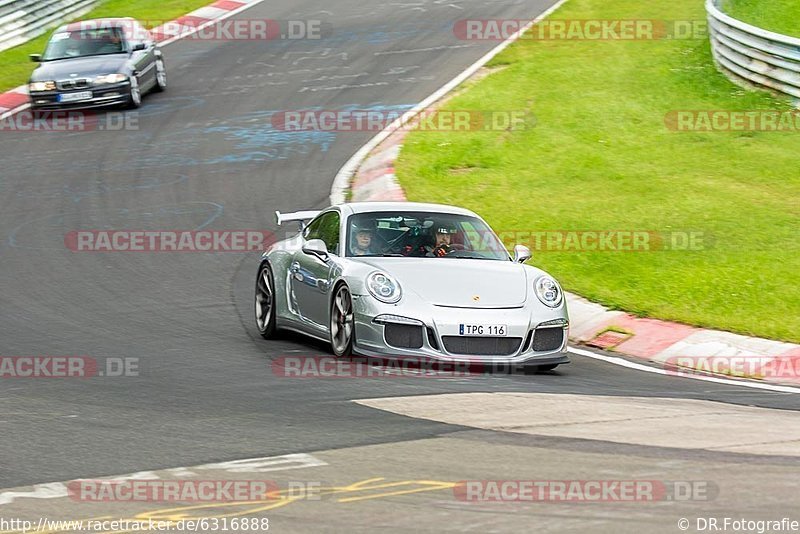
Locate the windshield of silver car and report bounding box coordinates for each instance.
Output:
[346,211,510,260]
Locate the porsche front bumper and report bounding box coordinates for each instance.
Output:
[351,294,570,367]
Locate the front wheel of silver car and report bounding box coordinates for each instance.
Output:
[255,263,277,339]
[330,284,354,357]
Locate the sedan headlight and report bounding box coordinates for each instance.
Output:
[534,276,563,307]
[29,81,56,92]
[94,73,128,85]
[366,272,402,303]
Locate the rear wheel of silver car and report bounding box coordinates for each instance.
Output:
[330,284,355,357]
[127,77,141,109]
[255,263,277,339]
[154,59,167,92]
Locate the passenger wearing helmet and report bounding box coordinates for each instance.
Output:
[350,223,376,256]
[428,221,458,257]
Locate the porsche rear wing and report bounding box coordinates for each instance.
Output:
[275,210,320,230]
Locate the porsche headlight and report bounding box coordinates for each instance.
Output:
[29,81,56,92]
[534,276,562,307]
[367,272,401,303]
[94,73,128,85]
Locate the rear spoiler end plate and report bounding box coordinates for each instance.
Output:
[275,210,320,230]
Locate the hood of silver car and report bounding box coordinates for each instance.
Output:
[360,258,528,308]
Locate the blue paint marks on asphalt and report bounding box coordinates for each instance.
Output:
[158,104,416,165]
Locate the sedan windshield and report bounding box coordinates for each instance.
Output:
[346,211,510,260]
[42,28,127,61]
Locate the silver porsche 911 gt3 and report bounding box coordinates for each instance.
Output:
[255,202,569,370]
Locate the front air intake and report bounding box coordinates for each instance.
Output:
[532,328,564,352]
[384,323,424,349]
[442,336,522,356]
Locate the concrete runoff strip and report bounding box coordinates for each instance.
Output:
[356,393,800,456]
[1,436,798,534]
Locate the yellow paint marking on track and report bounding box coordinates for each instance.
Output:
[336,481,459,503]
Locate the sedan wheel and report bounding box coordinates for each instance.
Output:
[330,285,355,357]
[127,77,141,109]
[255,264,277,339]
[154,59,167,92]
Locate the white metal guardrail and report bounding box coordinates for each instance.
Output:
[707,0,800,101]
[0,0,97,52]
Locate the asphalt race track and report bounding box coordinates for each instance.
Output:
[0,0,798,531]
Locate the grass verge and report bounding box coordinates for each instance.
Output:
[720,0,800,37]
[0,0,214,93]
[395,0,800,342]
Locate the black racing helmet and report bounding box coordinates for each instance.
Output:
[433,220,458,235]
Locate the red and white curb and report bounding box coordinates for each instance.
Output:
[0,0,266,120]
[332,0,800,389]
[0,85,29,119]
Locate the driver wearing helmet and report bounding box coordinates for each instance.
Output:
[350,222,377,256]
[428,221,458,257]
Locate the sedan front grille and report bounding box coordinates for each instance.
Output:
[56,79,90,90]
[442,336,522,356]
[532,328,565,352]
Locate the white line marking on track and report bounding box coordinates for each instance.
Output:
[0,453,327,506]
[568,347,800,394]
[0,483,67,505]
[193,453,328,473]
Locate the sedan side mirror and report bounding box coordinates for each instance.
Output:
[513,244,531,263]
[30,54,41,62]
[132,43,147,52]
[303,239,329,261]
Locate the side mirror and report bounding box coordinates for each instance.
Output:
[132,43,147,52]
[30,54,41,62]
[513,244,531,263]
[303,239,329,261]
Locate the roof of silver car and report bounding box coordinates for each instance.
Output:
[339,202,478,217]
